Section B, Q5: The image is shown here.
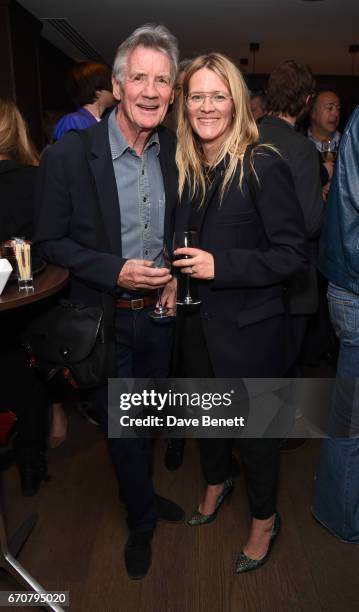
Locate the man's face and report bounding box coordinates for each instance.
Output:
[250,96,266,121]
[113,45,174,134]
[311,92,340,136]
[174,70,186,101]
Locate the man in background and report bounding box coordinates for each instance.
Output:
[250,89,268,123]
[308,90,341,152]
[259,60,324,366]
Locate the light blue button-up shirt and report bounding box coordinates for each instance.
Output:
[108,107,165,268]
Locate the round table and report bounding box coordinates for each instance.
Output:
[0,265,69,312]
[0,263,68,612]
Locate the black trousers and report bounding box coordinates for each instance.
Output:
[92,306,174,532]
[180,309,279,520]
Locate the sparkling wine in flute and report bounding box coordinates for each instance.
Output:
[173,231,201,306]
[321,140,337,164]
[321,150,337,163]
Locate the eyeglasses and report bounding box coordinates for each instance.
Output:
[186,92,233,108]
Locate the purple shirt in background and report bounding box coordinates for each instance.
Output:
[53,107,98,141]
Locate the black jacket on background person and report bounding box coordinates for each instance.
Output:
[0,159,48,495]
[0,160,37,241]
[259,116,324,315]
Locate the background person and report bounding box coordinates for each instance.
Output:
[53,61,115,141]
[259,61,324,368]
[173,53,308,573]
[0,98,49,496]
[313,105,359,543]
[308,90,341,152]
[308,91,341,201]
[250,89,268,123]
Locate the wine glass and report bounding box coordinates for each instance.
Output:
[173,231,201,306]
[149,245,173,320]
[321,140,337,163]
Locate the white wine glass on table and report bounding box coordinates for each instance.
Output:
[173,231,201,306]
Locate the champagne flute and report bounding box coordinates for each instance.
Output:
[173,231,201,306]
[149,245,173,320]
[321,140,337,163]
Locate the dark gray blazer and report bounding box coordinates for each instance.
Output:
[259,116,324,314]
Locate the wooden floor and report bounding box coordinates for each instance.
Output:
[2,410,359,612]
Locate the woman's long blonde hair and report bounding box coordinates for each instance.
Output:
[176,53,260,203]
[0,98,39,166]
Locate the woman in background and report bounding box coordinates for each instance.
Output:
[0,98,39,238]
[173,55,308,572]
[0,98,59,494]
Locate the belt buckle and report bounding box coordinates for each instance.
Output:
[131,298,144,310]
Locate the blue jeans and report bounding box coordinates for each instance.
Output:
[313,283,359,542]
[327,283,359,377]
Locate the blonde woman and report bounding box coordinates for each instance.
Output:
[0,98,39,238]
[0,99,67,495]
[172,54,308,572]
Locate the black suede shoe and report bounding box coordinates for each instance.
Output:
[156,495,185,523]
[124,529,154,580]
[164,439,185,470]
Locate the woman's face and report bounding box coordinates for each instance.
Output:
[186,68,233,152]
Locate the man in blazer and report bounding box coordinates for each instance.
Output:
[259,60,324,361]
[35,24,183,579]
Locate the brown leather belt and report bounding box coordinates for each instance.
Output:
[116,296,157,310]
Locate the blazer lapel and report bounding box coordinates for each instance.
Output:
[158,129,178,251]
[178,167,223,238]
[88,118,123,257]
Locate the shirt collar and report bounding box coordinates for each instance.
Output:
[108,106,160,160]
[307,127,341,149]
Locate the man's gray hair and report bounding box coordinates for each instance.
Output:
[112,23,179,85]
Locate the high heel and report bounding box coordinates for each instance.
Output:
[187,478,234,526]
[235,512,281,574]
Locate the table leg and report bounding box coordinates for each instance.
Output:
[0,501,64,612]
[8,513,38,558]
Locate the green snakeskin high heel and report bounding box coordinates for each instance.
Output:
[235,512,281,574]
[187,478,234,526]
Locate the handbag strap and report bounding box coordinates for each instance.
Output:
[73,128,115,329]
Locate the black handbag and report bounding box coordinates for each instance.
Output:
[23,129,115,389]
[22,297,114,390]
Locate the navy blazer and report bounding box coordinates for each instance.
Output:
[175,150,309,376]
[259,116,324,314]
[34,115,178,307]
